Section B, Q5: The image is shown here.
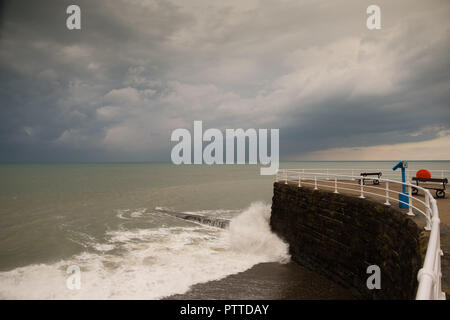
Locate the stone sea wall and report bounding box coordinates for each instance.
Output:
[270,182,428,299]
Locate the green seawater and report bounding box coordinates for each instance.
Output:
[0,161,448,299]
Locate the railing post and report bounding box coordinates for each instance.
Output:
[359,177,365,198]
[298,175,302,188]
[438,235,445,300]
[334,177,338,194]
[407,184,414,216]
[384,181,390,205]
[425,193,432,231]
[284,169,288,184]
[314,176,318,190]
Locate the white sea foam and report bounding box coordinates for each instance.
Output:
[116,208,148,220]
[0,203,289,299]
[228,202,290,263]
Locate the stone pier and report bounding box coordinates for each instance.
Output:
[270,182,429,299]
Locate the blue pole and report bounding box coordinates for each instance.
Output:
[401,167,406,193]
[393,161,409,208]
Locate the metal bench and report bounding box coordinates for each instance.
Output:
[358,172,382,185]
[411,177,447,199]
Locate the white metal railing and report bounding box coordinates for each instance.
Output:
[283,168,450,175]
[283,168,450,182]
[275,169,446,300]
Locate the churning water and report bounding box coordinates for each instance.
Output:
[0,161,448,299]
[0,163,289,299]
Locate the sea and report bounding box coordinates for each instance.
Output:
[0,161,448,299]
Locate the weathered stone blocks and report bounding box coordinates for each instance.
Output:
[270,182,428,299]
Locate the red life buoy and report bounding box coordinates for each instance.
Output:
[416,169,431,179]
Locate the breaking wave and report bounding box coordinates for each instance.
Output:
[0,202,289,299]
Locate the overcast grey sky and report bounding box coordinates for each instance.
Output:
[0,0,449,162]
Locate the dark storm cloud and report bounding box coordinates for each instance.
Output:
[278,23,450,157]
[0,0,449,161]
